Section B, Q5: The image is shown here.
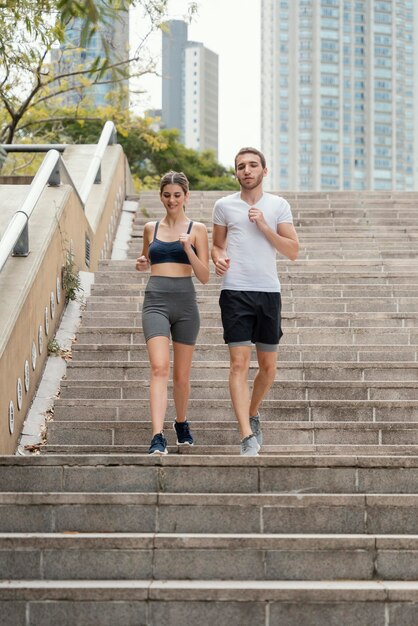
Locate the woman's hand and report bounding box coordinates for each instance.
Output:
[135,255,149,271]
[179,232,193,251]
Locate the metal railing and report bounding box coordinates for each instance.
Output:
[0,121,116,273]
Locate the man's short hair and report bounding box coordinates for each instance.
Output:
[234,147,267,171]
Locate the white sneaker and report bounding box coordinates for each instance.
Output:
[249,412,263,446]
[240,434,260,456]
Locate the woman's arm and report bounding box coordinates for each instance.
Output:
[135,222,153,271]
[181,222,210,284]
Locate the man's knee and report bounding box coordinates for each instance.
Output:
[230,351,251,376]
[258,354,277,380]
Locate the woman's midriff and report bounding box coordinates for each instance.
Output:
[150,262,193,278]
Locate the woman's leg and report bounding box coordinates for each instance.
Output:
[146,336,171,435]
[172,341,195,422]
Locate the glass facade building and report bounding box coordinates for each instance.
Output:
[53,6,129,108]
[261,0,418,191]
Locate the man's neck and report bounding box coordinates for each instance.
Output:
[240,187,264,206]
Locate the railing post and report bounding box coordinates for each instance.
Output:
[12,214,29,257]
[48,161,61,186]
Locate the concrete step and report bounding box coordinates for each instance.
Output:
[40,443,418,456]
[64,361,418,382]
[96,258,418,272]
[53,398,418,422]
[127,247,418,260]
[2,491,418,534]
[2,532,418,582]
[89,283,418,302]
[79,311,418,329]
[73,326,418,345]
[2,579,418,626]
[129,232,418,247]
[4,454,418,494]
[45,420,418,447]
[85,295,418,313]
[71,343,418,363]
[92,269,418,285]
[132,206,418,217]
[58,379,418,401]
[89,283,418,298]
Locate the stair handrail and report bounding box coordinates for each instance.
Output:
[79,120,117,204]
[0,121,117,273]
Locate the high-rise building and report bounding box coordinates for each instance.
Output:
[261,0,418,191]
[161,21,219,156]
[161,20,188,134]
[53,6,129,108]
[184,43,219,155]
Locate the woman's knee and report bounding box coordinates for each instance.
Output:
[150,361,170,380]
[173,369,191,388]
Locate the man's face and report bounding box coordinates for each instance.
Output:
[235,153,267,190]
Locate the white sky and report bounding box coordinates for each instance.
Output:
[131,0,260,167]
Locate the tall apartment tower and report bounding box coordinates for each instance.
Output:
[184,43,219,154]
[261,0,418,191]
[161,20,188,133]
[162,21,219,156]
[53,6,129,108]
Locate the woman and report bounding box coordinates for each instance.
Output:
[136,171,210,455]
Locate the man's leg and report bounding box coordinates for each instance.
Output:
[228,345,253,438]
[249,348,278,417]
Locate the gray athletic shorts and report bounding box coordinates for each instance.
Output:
[142,276,200,345]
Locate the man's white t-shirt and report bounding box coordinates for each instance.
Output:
[212,191,293,292]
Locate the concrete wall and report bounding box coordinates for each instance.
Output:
[0,144,128,454]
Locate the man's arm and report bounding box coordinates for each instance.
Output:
[211,224,230,276]
[273,222,299,261]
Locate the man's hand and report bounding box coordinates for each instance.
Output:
[215,257,230,276]
[135,255,149,271]
[248,207,267,228]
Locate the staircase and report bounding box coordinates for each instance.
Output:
[1,190,418,625]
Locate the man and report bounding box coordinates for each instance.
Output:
[211,147,299,456]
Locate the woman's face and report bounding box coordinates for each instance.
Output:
[160,183,189,212]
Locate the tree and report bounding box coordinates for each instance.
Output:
[7,104,238,191]
[0,0,196,143]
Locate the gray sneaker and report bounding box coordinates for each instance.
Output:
[249,412,263,446]
[240,434,260,456]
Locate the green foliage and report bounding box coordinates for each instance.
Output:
[0,0,186,144]
[62,253,82,302]
[47,338,62,355]
[19,104,239,190]
[0,0,231,190]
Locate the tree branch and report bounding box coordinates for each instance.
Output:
[17,116,102,133]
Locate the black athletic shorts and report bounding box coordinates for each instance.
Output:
[219,290,283,348]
